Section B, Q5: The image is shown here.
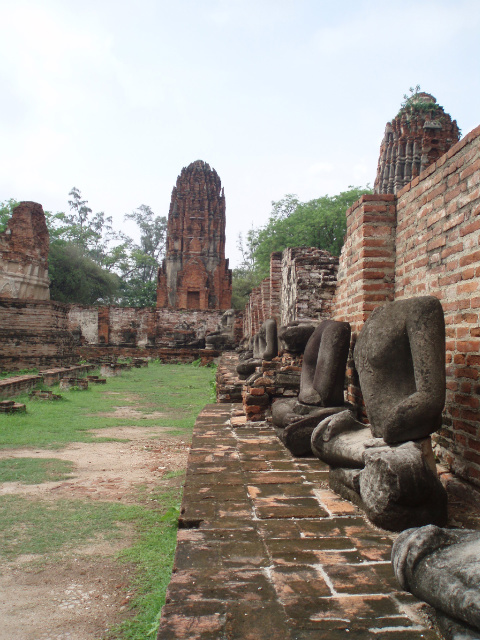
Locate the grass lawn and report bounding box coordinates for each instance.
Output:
[0,360,216,639]
[0,457,75,483]
[0,360,215,448]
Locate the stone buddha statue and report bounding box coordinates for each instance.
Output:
[236,319,278,379]
[272,319,351,456]
[311,296,448,531]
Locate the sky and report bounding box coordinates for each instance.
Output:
[1,0,479,267]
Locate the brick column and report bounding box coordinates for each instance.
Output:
[334,194,397,410]
[269,251,282,327]
[97,306,110,345]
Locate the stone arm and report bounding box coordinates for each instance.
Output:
[313,322,350,407]
[382,297,446,443]
[298,325,324,405]
[263,319,278,361]
[299,321,350,406]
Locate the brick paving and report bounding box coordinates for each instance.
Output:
[157,403,441,640]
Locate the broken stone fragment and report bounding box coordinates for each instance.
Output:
[359,439,447,531]
[278,321,316,353]
[392,524,480,636]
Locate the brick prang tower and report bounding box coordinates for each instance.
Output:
[157,160,232,310]
[374,92,460,194]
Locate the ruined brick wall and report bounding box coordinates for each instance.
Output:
[281,247,338,326]
[243,282,264,337]
[0,300,76,370]
[68,306,155,347]
[0,202,50,300]
[269,252,282,327]
[68,305,99,344]
[394,125,480,485]
[155,309,225,348]
[76,345,219,365]
[261,279,271,324]
[108,307,156,347]
[67,305,238,350]
[241,249,335,338]
[157,160,232,310]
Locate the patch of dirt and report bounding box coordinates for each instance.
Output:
[92,407,170,419]
[0,420,191,639]
[0,554,136,640]
[0,427,190,502]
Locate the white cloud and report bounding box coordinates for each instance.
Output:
[308,162,334,175]
[309,0,480,57]
[208,0,294,29]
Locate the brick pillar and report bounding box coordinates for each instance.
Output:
[243,300,251,339]
[334,194,397,411]
[269,251,282,327]
[146,308,156,346]
[261,279,270,323]
[98,306,110,345]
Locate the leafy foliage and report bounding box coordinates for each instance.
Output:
[231,231,265,309]
[48,241,121,304]
[119,205,167,307]
[0,199,19,232]
[230,187,371,307]
[398,85,442,117]
[249,187,371,280]
[1,189,167,306]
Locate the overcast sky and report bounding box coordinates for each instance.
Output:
[1,0,479,267]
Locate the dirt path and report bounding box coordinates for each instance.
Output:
[0,423,190,640]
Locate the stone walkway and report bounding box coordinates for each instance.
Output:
[157,403,440,640]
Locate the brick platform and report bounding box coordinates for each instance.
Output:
[0,364,95,399]
[215,352,244,403]
[158,404,440,640]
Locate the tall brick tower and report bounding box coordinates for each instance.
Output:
[374,92,460,194]
[157,160,232,310]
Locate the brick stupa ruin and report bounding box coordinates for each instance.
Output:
[157,160,232,310]
[374,92,460,194]
[0,201,50,300]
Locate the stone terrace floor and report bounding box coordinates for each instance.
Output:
[156,402,452,640]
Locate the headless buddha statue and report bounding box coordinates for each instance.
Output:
[272,319,351,456]
[311,296,448,531]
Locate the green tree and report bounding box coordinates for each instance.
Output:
[49,242,120,305]
[251,187,371,278]
[231,231,264,310]
[65,187,127,267]
[118,205,167,307]
[0,199,19,232]
[230,186,372,308]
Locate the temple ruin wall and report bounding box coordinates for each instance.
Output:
[242,247,339,336]
[67,306,236,349]
[0,299,76,370]
[395,124,480,485]
[243,124,480,486]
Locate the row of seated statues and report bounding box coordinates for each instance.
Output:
[239,296,480,638]
[273,296,448,532]
[236,318,278,379]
